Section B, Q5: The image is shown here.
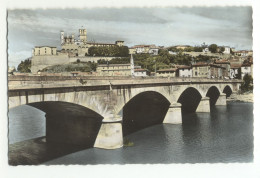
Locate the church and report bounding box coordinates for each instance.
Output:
[60,28,124,57]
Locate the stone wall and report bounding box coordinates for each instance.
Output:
[31,55,120,74]
[31,55,70,73]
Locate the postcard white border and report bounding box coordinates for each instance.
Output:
[1,0,259,178]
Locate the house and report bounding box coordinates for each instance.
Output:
[148,47,159,55]
[229,64,241,79]
[214,60,230,78]
[241,63,252,79]
[134,68,149,77]
[234,50,250,57]
[168,51,178,55]
[129,47,136,54]
[131,44,159,55]
[156,68,177,77]
[202,47,209,53]
[173,45,191,50]
[33,46,57,56]
[209,64,226,79]
[176,65,192,77]
[192,62,210,78]
[223,46,231,54]
[96,63,132,76]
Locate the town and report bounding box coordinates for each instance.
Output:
[9,28,253,82]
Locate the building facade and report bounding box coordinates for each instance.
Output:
[209,64,225,79]
[130,45,159,55]
[223,46,231,54]
[134,68,148,77]
[96,64,131,76]
[156,68,177,77]
[60,28,124,57]
[33,46,57,56]
[192,62,210,78]
[176,65,192,77]
[241,63,252,79]
[214,60,230,78]
[230,64,241,79]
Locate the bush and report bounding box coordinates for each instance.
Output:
[88,46,129,57]
[241,74,253,93]
[17,58,31,73]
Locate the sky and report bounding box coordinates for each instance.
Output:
[7,7,252,67]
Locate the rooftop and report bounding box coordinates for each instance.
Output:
[98,63,131,67]
[157,68,177,72]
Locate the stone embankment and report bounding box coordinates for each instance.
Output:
[227,92,253,103]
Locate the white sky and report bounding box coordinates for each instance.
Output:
[7,7,252,68]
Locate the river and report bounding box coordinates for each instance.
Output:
[8,102,253,165]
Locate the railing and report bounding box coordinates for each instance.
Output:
[8,75,242,83]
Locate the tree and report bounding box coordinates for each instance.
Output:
[194,46,203,52]
[208,44,218,53]
[17,58,31,73]
[241,74,253,92]
[88,46,129,57]
[220,46,225,53]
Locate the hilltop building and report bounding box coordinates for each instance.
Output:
[31,28,125,73]
[60,28,124,57]
[33,46,57,56]
[129,44,160,55]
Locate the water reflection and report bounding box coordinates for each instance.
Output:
[9,102,253,165]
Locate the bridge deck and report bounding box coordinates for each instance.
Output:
[8,76,242,91]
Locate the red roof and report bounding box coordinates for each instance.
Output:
[157,68,177,72]
[230,64,241,68]
[176,65,191,69]
[134,68,147,72]
[192,62,208,67]
[214,60,230,64]
[133,44,157,48]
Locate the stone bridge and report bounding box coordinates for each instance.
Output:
[8,76,242,149]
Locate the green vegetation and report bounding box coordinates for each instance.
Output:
[241,74,253,93]
[208,44,218,53]
[41,61,97,73]
[123,138,134,147]
[168,46,203,53]
[97,49,193,72]
[88,45,129,57]
[17,58,31,73]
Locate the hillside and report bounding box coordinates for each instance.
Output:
[41,62,96,73]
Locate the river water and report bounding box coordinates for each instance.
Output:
[8,102,253,164]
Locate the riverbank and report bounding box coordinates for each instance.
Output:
[227,92,253,103]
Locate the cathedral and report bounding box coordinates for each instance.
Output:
[60,28,124,57]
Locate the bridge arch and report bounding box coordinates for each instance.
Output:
[121,91,171,136]
[15,101,103,147]
[177,87,202,113]
[114,87,172,116]
[206,86,221,106]
[223,85,233,98]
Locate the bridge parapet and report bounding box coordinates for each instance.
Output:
[8,76,242,91]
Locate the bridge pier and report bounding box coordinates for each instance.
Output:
[163,103,182,124]
[94,115,123,149]
[196,97,210,112]
[215,93,227,106]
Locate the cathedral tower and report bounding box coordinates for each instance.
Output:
[79,28,87,42]
[60,31,64,45]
